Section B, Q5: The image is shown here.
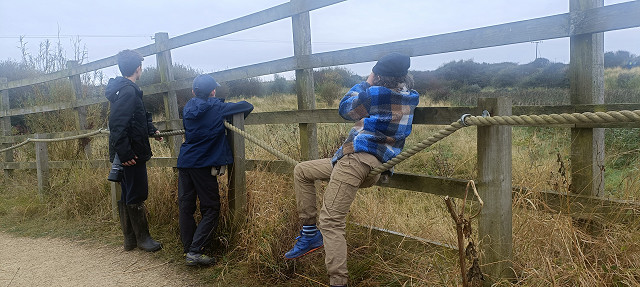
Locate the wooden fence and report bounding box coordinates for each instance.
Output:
[2,0,640,284]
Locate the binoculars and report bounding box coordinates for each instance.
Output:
[107,154,124,182]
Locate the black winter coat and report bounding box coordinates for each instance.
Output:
[105,77,157,163]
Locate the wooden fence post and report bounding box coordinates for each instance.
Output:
[0,77,13,180]
[291,0,318,161]
[228,113,247,224]
[67,61,92,158]
[477,97,514,285]
[35,134,50,199]
[155,32,182,159]
[569,0,605,196]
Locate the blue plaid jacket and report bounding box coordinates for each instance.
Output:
[331,81,420,164]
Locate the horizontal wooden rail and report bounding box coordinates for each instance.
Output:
[137,1,640,96]
[3,157,639,220]
[514,103,640,115]
[515,187,640,220]
[187,1,640,83]
[246,159,471,198]
[0,96,106,118]
[1,2,638,119]
[0,129,106,144]
[0,0,344,91]
[3,103,640,144]
[0,158,175,170]
[246,109,348,125]
[8,83,640,123]
[242,160,640,220]
[301,1,640,69]
[245,103,640,126]
[1,158,470,199]
[162,0,345,53]
[1,56,295,120]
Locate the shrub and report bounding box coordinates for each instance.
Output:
[605,128,640,168]
[461,84,481,94]
[427,87,452,102]
[227,77,265,98]
[269,73,292,95]
[616,72,640,90]
[313,67,360,88]
[317,81,342,107]
[604,67,640,103]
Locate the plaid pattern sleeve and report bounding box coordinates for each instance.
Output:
[338,82,371,121]
[332,83,420,165]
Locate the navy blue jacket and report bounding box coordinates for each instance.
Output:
[177,97,253,168]
[105,77,157,163]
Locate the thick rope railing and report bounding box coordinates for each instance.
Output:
[2,110,639,174]
[464,110,640,127]
[0,121,302,168]
[0,129,110,153]
[369,122,465,176]
[156,122,301,166]
[222,121,300,166]
[0,128,182,153]
[368,109,640,176]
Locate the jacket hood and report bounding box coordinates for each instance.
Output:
[183,97,225,120]
[105,77,139,102]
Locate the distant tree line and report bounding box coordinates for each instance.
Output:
[605,50,640,69]
[1,46,639,120]
[411,58,569,101]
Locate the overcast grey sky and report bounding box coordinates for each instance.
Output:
[1,0,639,79]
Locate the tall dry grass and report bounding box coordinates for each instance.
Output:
[2,86,640,286]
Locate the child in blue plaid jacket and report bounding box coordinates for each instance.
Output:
[285,53,420,287]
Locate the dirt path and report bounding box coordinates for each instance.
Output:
[0,232,204,287]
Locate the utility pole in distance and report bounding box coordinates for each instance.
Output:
[531,41,543,60]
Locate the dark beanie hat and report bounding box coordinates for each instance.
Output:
[117,50,144,77]
[372,52,410,77]
[193,75,220,98]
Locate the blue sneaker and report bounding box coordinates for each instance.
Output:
[284,231,323,259]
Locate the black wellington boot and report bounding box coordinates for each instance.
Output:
[117,201,137,251]
[127,203,162,252]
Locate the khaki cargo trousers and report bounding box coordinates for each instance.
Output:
[294,152,382,286]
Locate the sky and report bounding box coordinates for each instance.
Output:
[1,0,639,80]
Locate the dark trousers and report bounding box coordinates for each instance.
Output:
[120,162,149,205]
[178,167,221,254]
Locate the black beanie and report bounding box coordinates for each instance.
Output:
[193,75,220,98]
[372,52,410,77]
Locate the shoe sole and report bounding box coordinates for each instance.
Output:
[284,244,324,260]
[139,244,162,252]
[185,260,198,266]
[186,260,215,266]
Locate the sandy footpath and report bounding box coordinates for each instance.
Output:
[0,232,203,287]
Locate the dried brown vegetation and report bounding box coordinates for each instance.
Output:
[1,86,639,286]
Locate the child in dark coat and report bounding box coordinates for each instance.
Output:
[177,74,253,266]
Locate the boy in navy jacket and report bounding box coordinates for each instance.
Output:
[106,49,163,253]
[177,74,253,266]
